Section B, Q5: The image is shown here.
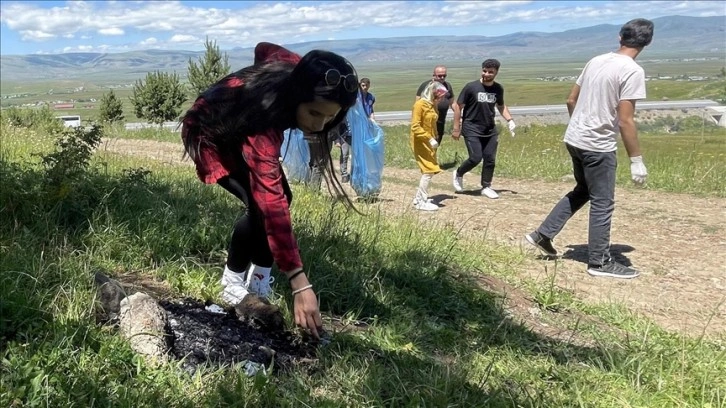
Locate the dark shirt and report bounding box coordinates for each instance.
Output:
[457,80,504,137]
[360,91,375,117]
[416,80,454,123]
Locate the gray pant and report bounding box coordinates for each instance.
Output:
[306,135,329,189]
[537,144,616,266]
[339,139,351,177]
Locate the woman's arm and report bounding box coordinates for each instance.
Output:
[242,129,323,338]
[410,102,431,140]
[242,130,302,273]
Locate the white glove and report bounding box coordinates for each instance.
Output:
[429,138,439,149]
[630,156,648,185]
[507,119,516,137]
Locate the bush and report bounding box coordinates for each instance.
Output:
[638,115,722,134]
[99,89,125,124]
[130,71,187,125]
[1,106,65,134]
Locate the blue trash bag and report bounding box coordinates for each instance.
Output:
[281,128,311,183]
[348,92,385,197]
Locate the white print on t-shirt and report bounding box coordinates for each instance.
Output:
[477,92,496,103]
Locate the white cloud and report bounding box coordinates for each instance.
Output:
[1,0,723,53]
[98,27,125,36]
[140,37,158,46]
[170,34,198,43]
[20,30,56,41]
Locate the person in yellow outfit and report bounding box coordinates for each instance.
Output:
[410,81,449,211]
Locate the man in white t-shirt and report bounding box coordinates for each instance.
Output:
[525,18,654,279]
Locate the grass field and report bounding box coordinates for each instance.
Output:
[381,120,726,197]
[2,58,724,122]
[1,116,725,406]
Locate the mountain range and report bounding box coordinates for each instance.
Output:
[1,15,723,83]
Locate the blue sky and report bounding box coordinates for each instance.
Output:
[1,1,723,55]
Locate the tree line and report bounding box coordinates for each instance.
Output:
[98,37,231,125]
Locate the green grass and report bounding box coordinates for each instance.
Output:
[1,122,725,407]
[380,118,726,197]
[103,123,182,143]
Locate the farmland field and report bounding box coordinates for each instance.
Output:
[2,57,724,122]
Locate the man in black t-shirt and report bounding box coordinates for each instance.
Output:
[415,65,455,144]
[451,59,516,199]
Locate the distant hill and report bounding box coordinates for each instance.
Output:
[1,15,723,82]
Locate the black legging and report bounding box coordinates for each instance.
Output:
[217,165,293,272]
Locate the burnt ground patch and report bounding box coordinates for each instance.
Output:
[159,298,319,375]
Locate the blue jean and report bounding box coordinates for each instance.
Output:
[537,144,617,266]
[455,134,499,188]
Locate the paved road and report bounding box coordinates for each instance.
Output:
[374,99,720,123]
[124,121,181,131]
[125,99,720,130]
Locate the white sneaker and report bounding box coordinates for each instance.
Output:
[414,201,439,211]
[246,264,274,299]
[220,266,251,305]
[412,198,434,205]
[452,172,463,193]
[481,187,499,199]
[222,284,251,305]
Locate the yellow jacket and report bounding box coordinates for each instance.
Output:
[410,99,441,174]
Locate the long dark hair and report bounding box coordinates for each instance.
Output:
[289,50,359,132]
[287,50,360,206]
[181,60,297,160]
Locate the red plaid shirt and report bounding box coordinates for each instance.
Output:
[182,43,304,273]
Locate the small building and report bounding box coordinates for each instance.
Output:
[705,106,726,128]
[55,115,81,128]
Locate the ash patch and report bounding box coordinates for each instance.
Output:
[160,298,318,375]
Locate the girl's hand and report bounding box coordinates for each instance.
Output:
[293,288,322,339]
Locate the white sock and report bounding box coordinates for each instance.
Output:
[222,264,247,285]
[246,263,272,285]
[414,174,433,204]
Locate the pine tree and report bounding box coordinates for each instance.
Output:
[187,37,231,96]
[129,71,187,125]
[98,89,124,123]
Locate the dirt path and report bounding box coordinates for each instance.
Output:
[100,138,726,338]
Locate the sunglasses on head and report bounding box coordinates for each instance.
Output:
[324,69,358,92]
